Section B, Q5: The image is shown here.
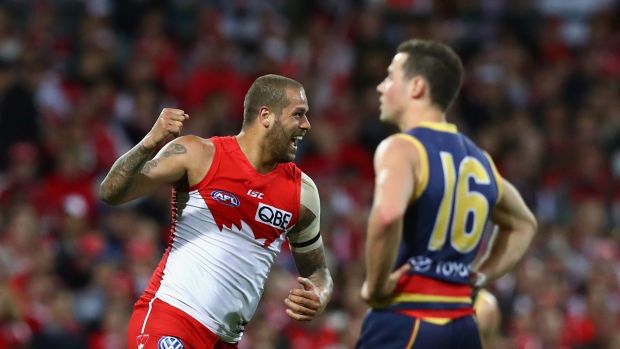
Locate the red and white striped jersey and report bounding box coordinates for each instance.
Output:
[141,136,302,343]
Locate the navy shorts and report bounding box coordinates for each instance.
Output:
[356,310,482,349]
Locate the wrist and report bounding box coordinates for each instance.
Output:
[140,135,161,152]
[473,271,488,288]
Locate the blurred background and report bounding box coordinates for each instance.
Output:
[0,0,619,348]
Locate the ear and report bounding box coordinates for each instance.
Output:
[409,76,426,99]
[259,106,271,128]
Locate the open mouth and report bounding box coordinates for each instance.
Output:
[290,136,303,149]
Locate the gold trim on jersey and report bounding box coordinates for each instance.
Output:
[418,121,458,133]
[483,151,503,203]
[390,293,473,304]
[423,317,452,325]
[395,134,429,201]
[405,318,421,348]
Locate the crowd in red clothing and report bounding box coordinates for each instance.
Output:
[1,1,620,348]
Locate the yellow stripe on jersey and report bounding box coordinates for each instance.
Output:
[419,121,458,133]
[390,293,473,304]
[483,151,503,204]
[394,134,429,201]
[423,317,452,325]
[405,318,421,349]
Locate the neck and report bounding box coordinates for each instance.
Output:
[399,105,446,131]
[236,130,277,174]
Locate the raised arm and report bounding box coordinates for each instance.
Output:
[99,108,192,205]
[362,135,417,305]
[285,173,333,321]
[472,178,537,286]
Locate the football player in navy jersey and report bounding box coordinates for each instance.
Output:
[356,39,537,349]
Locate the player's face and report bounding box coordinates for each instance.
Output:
[377,53,410,123]
[266,88,310,163]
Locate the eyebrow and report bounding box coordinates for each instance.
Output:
[293,106,309,113]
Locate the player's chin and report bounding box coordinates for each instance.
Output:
[284,150,296,162]
[379,112,391,122]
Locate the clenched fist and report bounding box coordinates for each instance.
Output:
[284,277,328,321]
[141,108,190,150]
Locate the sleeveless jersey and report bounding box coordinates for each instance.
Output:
[141,136,302,342]
[387,122,502,319]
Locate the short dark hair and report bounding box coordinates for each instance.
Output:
[397,39,464,111]
[243,74,303,128]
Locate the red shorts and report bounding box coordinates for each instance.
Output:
[127,296,238,349]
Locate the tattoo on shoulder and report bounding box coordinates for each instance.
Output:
[141,144,186,175]
[141,159,159,174]
[162,144,187,157]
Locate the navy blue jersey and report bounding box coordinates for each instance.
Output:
[383,122,503,318]
[397,122,502,283]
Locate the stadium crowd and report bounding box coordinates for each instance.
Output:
[0,0,619,348]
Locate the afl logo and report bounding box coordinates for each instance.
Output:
[211,190,240,207]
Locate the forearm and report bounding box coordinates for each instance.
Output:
[99,142,155,205]
[365,209,402,300]
[477,227,535,281]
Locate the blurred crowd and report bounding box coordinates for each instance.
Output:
[0,0,619,348]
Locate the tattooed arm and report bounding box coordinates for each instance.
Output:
[99,108,212,205]
[285,173,333,321]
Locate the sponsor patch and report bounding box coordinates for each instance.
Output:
[211,190,240,207]
[255,202,292,230]
[158,336,185,349]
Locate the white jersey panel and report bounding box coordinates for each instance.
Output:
[155,190,286,343]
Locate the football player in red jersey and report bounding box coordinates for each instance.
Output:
[100,75,332,349]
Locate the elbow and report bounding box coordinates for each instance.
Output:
[366,284,382,301]
[364,281,388,305]
[98,182,121,206]
[374,204,404,230]
[526,212,538,237]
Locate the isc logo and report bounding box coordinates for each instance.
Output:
[211,190,240,207]
[255,203,292,230]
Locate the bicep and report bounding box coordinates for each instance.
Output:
[289,174,326,276]
[372,138,416,216]
[140,142,188,181]
[131,140,192,196]
[288,174,322,253]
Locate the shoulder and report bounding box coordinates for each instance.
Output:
[300,172,320,206]
[301,172,318,192]
[375,134,422,166]
[169,136,216,185]
[171,135,215,158]
[299,171,320,215]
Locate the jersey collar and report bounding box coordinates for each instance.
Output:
[418,121,458,133]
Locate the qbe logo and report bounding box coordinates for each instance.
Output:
[255,203,292,230]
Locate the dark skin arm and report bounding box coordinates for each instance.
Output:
[99,108,214,205]
[99,108,191,205]
[286,205,333,321]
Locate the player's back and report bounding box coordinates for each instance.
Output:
[388,121,502,319]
